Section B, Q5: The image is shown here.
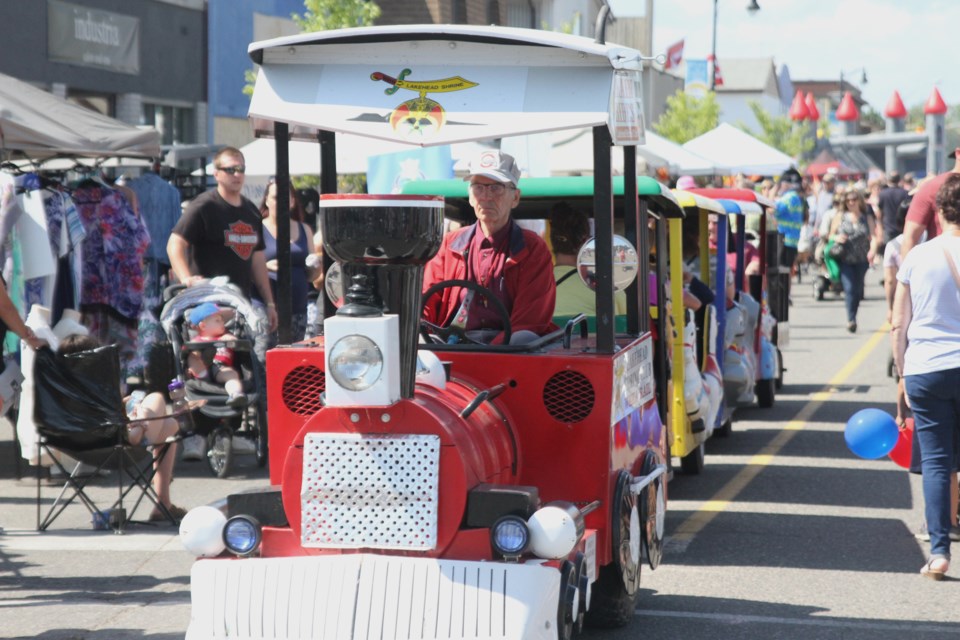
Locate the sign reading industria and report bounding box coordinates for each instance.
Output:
[47,0,140,75]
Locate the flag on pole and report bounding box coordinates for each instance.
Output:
[664,39,684,70]
[707,54,724,87]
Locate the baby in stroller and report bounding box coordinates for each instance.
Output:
[159,281,266,475]
[186,302,247,409]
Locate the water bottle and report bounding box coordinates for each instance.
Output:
[168,379,193,433]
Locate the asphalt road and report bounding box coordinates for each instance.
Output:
[2,265,957,639]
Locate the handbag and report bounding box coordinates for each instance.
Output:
[827,239,847,261]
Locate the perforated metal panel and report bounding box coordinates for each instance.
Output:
[301,433,440,550]
[282,365,325,415]
[543,370,595,423]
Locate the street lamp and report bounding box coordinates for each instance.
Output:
[711,1,761,90]
[840,67,868,95]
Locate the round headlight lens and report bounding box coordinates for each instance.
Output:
[491,516,530,557]
[222,516,262,556]
[329,335,383,390]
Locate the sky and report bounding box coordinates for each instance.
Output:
[611,0,958,114]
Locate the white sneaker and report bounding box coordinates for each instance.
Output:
[181,434,206,461]
[231,436,257,454]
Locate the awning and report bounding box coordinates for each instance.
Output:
[0,71,160,161]
[247,25,645,147]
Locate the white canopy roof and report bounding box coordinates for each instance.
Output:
[682,123,796,176]
[0,71,160,162]
[548,128,716,176]
[247,24,645,148]
[200,135,486,177]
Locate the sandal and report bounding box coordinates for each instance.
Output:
[921,555,949,581]
[149,504,187,523]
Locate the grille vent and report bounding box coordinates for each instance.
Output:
[282,365,325,415]
[543,370,595,423]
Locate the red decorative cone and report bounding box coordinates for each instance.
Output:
[789,90,809,121]
[836,92,859,121]
[805,92,820,121]
[884,90,907,119]
[924,87,947,115]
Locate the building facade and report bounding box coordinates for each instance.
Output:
[0,0,206,147]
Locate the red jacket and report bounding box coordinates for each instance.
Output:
[422,221,557,343]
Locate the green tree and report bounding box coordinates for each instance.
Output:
[651,91,720,144]
[738,101,813,160]
[293,0,381,32]
[243,0,381,97]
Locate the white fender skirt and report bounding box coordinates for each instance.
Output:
[186,554,561,640]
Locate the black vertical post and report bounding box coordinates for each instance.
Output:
[623,146,641,335]
[274,122,292,344]
[319,130,338,323]
[593,125,614,354]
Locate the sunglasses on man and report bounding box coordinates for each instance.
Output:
[217,165,246,175]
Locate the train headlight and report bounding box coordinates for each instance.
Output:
[329,335,383,390]
[491,515,530,559]
[222,516,262,556]
[527,503,585,560]
[179,505,227,557]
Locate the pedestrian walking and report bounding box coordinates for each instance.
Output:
[891,173,960,580]
[827,189,876,333]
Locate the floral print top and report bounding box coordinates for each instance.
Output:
[74,185,150,320]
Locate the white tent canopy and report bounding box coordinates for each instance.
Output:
[642,130,716,176]
[548,128,716,176]
[201,135,486,177]
[0,71,160,162]
[682,123,796,176]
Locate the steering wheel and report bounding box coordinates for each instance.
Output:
[420,279,512,345]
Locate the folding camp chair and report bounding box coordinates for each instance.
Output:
[32,345,189,533]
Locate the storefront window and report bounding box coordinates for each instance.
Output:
[142,103,195,145]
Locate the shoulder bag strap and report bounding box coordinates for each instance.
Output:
[943,245,960,289]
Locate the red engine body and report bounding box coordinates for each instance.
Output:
[265,332,664,567]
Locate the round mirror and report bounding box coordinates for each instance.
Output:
[324,261,345,308]
[576,234,639,292]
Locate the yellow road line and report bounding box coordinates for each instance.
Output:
[671,324,891,537]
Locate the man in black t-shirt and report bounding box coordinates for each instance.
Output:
[167,146,278,331]
[878,171,909,245]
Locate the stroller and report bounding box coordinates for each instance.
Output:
[811,235,843,301]
[158,280,267,478]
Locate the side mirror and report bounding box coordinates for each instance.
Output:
[576,234,639,292]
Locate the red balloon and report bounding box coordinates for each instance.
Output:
[888,418,914,469]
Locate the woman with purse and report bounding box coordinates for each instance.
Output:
[827,189,877,332]
[891,173,960,579]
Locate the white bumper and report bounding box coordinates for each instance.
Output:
[186,554,561,640]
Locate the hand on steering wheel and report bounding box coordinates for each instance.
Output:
[420,279,513,345]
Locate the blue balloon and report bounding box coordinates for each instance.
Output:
[845,409,899,459]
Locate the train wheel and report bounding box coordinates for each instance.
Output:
[757,378,775,408]
[558,560,578,640]
[639,453,665,570]
[586,471,640,629]
[679,442,705,475]
[775,348,784,390]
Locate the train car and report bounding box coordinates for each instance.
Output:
[178,25,669,640]
[691,188,782,407]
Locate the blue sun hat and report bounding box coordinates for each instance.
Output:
[188,302,220,325]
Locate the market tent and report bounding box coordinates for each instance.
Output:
[548,128,715,176]
[642,130,716,176]
[0,72,160,161]
[682,123,796,176]
[202,135,485,177]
